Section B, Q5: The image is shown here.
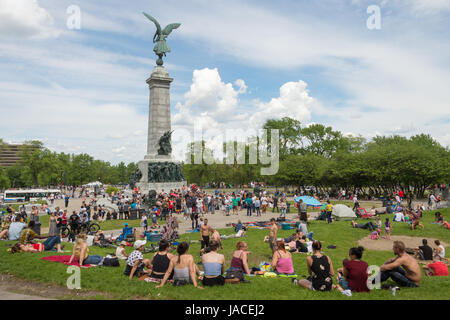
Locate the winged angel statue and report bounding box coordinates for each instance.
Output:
[143,12,181,66]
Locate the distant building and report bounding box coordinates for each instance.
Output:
[0,143,36,167]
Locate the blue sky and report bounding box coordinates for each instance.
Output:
[0,0,449,164]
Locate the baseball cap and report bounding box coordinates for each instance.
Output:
[124,222,128,226]
[120,241,127,246]
[134,240,147,249]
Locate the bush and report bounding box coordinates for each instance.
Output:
[105,186,119,196]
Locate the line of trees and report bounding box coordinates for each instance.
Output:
[0,140,137,189]
[181,117,450,198]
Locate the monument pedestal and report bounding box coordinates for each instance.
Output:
[134,65,186,193]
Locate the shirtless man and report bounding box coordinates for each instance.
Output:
[211,227,223,250]
[269,218,278,253]
[376,241,421,287]
[200,219,212,250]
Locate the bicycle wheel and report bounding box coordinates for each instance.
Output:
[89,222,100,233]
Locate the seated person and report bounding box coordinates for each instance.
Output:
[375,241,421,288]
[6,221,26,241]
[393,211,405,222]
[0,216,12,239]
[298,221,314,240]
[150,240,174,280]
[440,220,450,230]
[115,241,129,260]
[422,261,449,277]
[351,220,377,231]
[68,234,104,266]
[370,229,381,240]
[284,233,298,244]
[414,239,433,260]
[235,220,247,237]
[227,241,251,275]
[124,240,151,279]
[156,242,203,289]
[19,221,47,244]
[433,212,444,224]
[434,240,446,261]
[201,240,225,286]
[336,247,370,292]
[293,240,350,296]
[271,239,295,275]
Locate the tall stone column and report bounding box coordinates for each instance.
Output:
[144,66,173,161]
[135,65,187,194]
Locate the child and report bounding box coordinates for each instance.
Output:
[141,213,148,233]
[375,216,382,229]
[151,206,158,229]
[370,229,380,240]
[384,218,391,240]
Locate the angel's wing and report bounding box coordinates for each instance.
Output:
[142,12,161,34]
[162,23,181,36]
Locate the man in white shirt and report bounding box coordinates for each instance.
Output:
[394,211,405,222]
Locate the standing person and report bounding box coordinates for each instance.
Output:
[245,196,253,217]
[64,195,70,208]
[200,219,212,251]
[232,196,239,215]
[254,197,261,217]
[376,241,421,288]
[272,195,279,213]
[141,213,148,233]
[123,202,130,220]
[325,200,333,224]
[298,199,308,224]
[336,247,370,293]
[385,218,392,240]
[352,194,359,212]
[279,199,287,218]
[48,211,59,239]
[268,218,278,254]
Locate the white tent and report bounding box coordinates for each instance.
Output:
[332,204,357,221]
[85,181,102,187]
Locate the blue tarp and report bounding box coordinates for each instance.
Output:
[294,196,322,207]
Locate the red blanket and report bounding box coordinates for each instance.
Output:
[41,255,95,268]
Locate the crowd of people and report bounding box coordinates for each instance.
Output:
[1,184,448,298]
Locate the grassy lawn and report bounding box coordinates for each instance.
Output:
[0,208,449,300]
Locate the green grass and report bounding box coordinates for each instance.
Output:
[1,208,449,300]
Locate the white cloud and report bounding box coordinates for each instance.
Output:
[249,81,315,130]
[0,0,60,39]
[112,146,126,153]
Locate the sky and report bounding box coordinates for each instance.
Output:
[0,0,449,164]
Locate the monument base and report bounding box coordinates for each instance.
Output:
[136,158,186,193]
[136,181,186,193]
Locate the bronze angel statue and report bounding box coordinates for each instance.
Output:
[143,12,181,66]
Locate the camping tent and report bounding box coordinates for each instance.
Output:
[294,196,322,207]
[85,181,102,187]
[332,204,357,221]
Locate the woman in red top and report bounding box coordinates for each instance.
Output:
[337,246,370,293]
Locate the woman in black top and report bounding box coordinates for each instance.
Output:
[293,241,350,295]
[150,240,175,279]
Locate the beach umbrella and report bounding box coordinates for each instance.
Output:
[294,196,322,207]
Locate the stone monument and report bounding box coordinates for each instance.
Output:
[132,12,186,193]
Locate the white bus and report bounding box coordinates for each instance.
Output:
[2,189,61,203]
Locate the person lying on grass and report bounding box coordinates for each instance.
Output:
[156,241,203,289]
[124,240,152,279]
[68,233,104,266]
[351,220,377,231]
[201,240,225,286]
[292,240,351,296]
[271,239,295,275]
[336,246,370,293]
[422,261,449,277]
[375,240,421,288]
[149,239,175,280]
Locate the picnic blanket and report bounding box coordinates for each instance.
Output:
[41,255,95,268]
